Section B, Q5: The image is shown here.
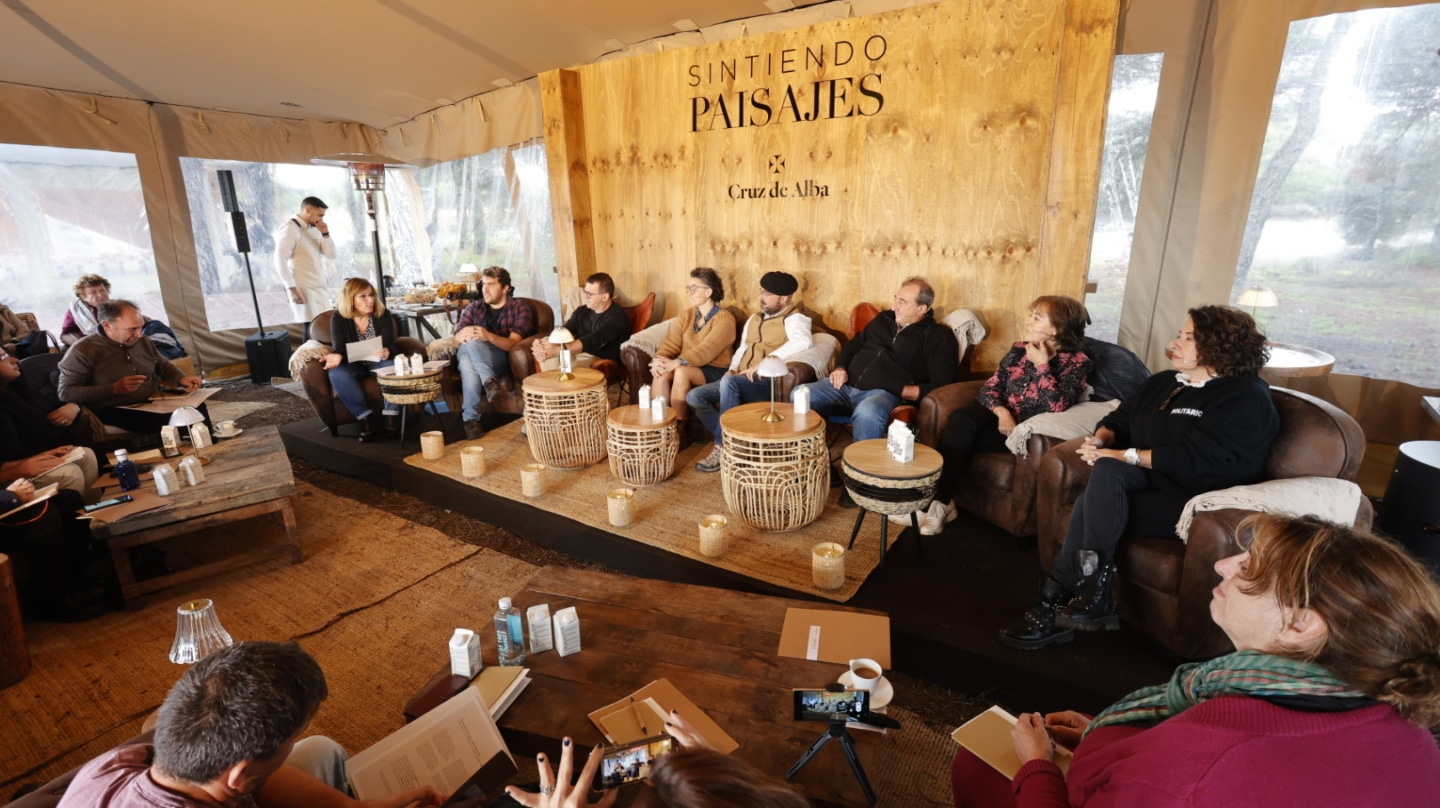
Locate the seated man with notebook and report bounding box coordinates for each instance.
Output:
[57,641,442,808]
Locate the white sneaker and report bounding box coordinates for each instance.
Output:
[919,500,958,536]
[889,509,925,526]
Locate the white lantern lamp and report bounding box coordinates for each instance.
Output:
[549,327,576,381]
[757,356,790,422]
[169,406,210,465]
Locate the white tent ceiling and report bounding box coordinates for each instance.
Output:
[0,0,824,129]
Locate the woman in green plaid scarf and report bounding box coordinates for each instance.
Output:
[953,513,1440,807]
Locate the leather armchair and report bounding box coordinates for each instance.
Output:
[437,297,554,416]
[916,380,1064,537]
[1035,387,1373,660]
[298,310,428,435]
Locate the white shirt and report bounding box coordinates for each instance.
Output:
[729,310,813,371]
[273,216,336,289]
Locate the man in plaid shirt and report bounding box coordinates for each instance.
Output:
[454,266,536,439]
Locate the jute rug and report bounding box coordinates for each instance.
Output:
[205,399,274,424]
[0,480,483,789]
[404,421,896,602]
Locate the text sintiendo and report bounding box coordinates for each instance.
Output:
[687,35,889,132]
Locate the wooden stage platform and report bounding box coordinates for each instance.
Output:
[280,415,1174,715]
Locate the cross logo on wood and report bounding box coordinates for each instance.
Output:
[770,155,785,174]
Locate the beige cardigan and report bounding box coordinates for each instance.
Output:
[657,305,736,369]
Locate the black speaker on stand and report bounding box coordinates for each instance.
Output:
[219,170,291,384]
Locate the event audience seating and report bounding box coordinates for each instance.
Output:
[296,310,428,435]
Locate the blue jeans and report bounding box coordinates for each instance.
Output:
[456,339,511,421]
[327,360,393,421]
[687,373,774,446]
[799,381,902,441]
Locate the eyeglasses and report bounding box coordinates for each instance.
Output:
[582,290,608,299]
[686,285,710,294]
[1159,385,1185,411]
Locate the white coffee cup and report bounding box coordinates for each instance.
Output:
[847,658,883,692]
[216,420,238,437]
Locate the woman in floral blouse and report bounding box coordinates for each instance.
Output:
[903,296,1092,535]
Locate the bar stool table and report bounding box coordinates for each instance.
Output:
[523,367,608,469]
[840,439,944,569]
[606,405,678,486]
[719,402,828,531]
[376,367,447,448]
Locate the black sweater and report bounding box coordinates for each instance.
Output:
[1098,370,1279,495]
[834,311,959,399]
[330,310,398,366]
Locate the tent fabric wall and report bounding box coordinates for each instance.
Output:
[1115,0,1438,368]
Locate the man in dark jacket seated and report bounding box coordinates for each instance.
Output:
[797,276,959,441]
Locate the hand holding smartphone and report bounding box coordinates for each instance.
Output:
[595,734,676,790]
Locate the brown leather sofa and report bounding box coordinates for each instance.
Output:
[298,311,428,435]
[435,297,555,416]
[1035,386,1373,660]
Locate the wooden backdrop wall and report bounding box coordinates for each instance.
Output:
[543,0,1119,370]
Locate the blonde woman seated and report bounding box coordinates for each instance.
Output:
[321,278,399,443]
[952,513,1440,806]
[648,268,736,438]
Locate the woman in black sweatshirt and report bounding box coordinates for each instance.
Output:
[1002,305,1279,650]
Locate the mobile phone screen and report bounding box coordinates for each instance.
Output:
[83,494,133,513]
[595,735,675,789]
[793,689,870,722]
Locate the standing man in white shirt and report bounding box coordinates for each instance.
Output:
[274,196,336,323]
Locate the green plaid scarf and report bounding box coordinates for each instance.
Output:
[1085,650,1367,736]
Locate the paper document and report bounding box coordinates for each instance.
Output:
[118,386,219,414]
[950,705,1072,779]
[777,608,891,666]
[588,678,738,754]
[347,687,513,801]
[346,337,385,363]
[0,483,60,520]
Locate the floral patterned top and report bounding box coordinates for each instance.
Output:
[977,342,1093,422]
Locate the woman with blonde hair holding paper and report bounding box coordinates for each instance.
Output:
[322,277,399,443]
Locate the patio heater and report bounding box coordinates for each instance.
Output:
[312,153,411,309]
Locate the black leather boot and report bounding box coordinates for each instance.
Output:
[1055,563,1120,631]
[999,577,1074,650]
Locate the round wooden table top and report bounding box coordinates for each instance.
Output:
[608,404,677,430]
[842,438,943,480]
[522,367,606,394]
[719,401,822,441]
[1262,342,1335,378]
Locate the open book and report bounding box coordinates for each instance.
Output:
[346,687,515,803]
[951,705,1073,779]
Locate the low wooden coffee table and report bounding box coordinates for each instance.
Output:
[92,426,301,602]
[408,566,886,808]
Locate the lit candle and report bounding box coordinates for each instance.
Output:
[461,446,486,478]
[521,463,547,498]
[812,542,846,590]
[698,514,729,557]
[420,430,445,460]
[607,488,635,527]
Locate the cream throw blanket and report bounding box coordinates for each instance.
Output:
[288,339,331,381]
[1005,400,1119,458]
[1175,477,1364,543]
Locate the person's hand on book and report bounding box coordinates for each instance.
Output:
[1043,710,1091,750]
[6,477,35,502]
[12,447,69,477]
[505,739,617,808]
[1011,712,1056,765]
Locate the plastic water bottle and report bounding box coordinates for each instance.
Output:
[113,449,141,491]
[494,597,525,667]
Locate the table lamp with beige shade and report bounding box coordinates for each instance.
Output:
[757,356,790,422]
[1235,285,1279,320]
[548,326,576,381]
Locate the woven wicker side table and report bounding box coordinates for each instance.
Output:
[840,439,943,569]
[376,367,447,448]
[522,367,608,469]
[719,402,828,532]
[606,405,678,486]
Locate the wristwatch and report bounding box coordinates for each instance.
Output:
[1123,448,1139,465]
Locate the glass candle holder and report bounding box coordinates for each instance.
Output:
[168,598,234,664]
[521,463,547,498]
[812,542,846,590]
[607,488,635,527]
[699,514,729,557]
[420,430,445,460]
[461,446,486,478]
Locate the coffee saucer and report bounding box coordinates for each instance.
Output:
[215,428,243,439]
[837,671,894,709]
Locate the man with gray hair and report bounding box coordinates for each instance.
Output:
[58,641,442,807]
[796,277,958,443]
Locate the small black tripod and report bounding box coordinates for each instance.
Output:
[785,718,876,805]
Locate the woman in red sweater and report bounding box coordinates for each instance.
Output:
[954,513,1440,807]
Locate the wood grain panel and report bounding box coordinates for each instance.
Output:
[541,0,1120,371]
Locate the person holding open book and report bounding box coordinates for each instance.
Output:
[951,513,1440,807]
